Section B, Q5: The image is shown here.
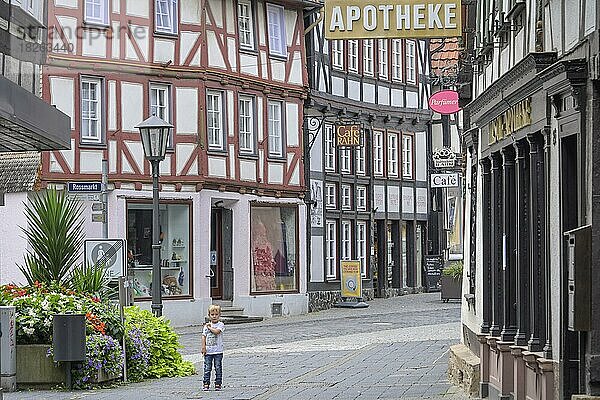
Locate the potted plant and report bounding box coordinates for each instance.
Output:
[441,261,463,302]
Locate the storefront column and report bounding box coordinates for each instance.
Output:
[514,139,531,346]
[406,221,415,287]
[490,152,504,337]
[527,132,546,352]
[501,146,517,342]
[480,158,492,334]
[542,128,552,358]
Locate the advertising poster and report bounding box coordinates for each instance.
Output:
[341,260,362,298]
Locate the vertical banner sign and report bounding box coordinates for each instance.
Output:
[324,0,462,40]
[341,260,362,298]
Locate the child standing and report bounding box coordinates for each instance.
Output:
[202,304,225,391]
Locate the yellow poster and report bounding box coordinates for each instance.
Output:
[324,0,462,40]
[341,260,362,298]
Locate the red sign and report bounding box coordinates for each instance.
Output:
[428,90,461,115]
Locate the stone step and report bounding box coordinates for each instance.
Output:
[220,307,245,316]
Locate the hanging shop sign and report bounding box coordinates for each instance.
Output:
[324,0,462,40]
[432,147,456,168]
[488,97,531,144]
[340,260,362,298]
[336,124,362,146]
[431,172,459,188]
[428,90,460,114]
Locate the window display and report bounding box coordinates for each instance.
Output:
[250,204,298,293]
[126,201,192,299]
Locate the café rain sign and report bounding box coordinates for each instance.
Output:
[324,0,462,40]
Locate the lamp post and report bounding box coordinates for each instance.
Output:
[136,115,173,317]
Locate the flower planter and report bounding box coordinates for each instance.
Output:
[91,368,122,384]
[441,275,462,302]
[16,344,65,386]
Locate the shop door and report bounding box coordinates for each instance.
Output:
[210,209,223,299]
[210,208,233,300]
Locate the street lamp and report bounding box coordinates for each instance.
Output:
[136,115,173,317]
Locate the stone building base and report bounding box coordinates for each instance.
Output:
[448,343,480,397]
[308,289,375,312]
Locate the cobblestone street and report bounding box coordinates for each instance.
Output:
[5,293,467,400]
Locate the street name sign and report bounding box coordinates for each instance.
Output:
[324,0,462,40]
[68,182,101,193]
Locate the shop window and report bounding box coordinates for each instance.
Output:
[250,204,298,293]
[126,201,192,299]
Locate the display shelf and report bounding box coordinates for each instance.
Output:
[171,245,186,248]
[168,260,187,263]
[130,266,181,270]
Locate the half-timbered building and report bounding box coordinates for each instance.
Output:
[457,0,600,398]
[4,0,314,322]
[304,12,432,311]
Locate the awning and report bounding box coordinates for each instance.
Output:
[0,75,70,152]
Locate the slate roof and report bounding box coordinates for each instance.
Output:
[0,151,41,193]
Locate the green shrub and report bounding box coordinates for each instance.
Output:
[442,261,464,280]
[124,307,195,379]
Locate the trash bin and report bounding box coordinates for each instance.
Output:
[0,306,16,392]
[52,314,86,362]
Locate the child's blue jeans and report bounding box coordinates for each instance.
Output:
[203,353,223,385]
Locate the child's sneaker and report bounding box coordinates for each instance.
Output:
[215,384,222,391]
[203,384,210,391]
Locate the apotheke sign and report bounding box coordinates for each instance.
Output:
[325,0,462,40]
[431,172,459,188]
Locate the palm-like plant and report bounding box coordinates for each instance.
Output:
[19,188,85,285]
[70,262,116,299]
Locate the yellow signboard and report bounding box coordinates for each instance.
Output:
[324,0,462,40]
[341,260,362,298]
[336,124,362,146]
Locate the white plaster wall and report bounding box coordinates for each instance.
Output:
[50,77,74,129]
[126,0,148,17]
[310,235,324,283]
[207,31,226,68]
[153,39,175,63]
[0,193,29,285]
[286,103,299,147]
[181,0,201,24]
[363,83,375,103]
[391,88,404,107]
[415,131,427,181]
[331,76,344,97]
[309,126,322,172]
[240,53,259,76]
[378,86,390,106]
[348,80,360,101]
[176,88,198,134]
[268,163,284,185]
[406,91,418,108]
[121,82,143,132]
[82,30,106,58]
[79,150,103,173]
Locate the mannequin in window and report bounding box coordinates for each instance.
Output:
[252,220,276,291]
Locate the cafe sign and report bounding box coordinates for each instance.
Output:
[488,97,531,145]
[324,0,462,40]
[431,172,459,188]
[336,124,362,146]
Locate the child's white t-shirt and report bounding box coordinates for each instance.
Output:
[203,321,225,354]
